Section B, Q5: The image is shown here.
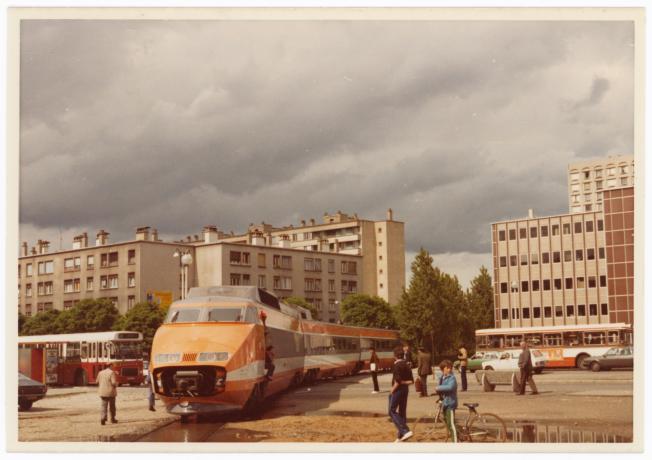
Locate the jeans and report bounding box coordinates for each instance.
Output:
[388,385,410,437]
[460,366,468,391]
[371,371,379,392]
[100,396,116,421]
[519,368,538,394]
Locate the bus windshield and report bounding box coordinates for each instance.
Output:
[113,341,141,359]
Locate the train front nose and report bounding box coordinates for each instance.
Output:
[154,365,227,398]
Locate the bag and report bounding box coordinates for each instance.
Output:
[415,376,423,393]
[370,363,377,372]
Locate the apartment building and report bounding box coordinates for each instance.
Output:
[18,227,195,316]
[193,242,362,323]
[567,155,634,213]
[184,209,405,305]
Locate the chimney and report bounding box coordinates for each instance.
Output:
[309,218,315,226]
[387,208,393,221]
[528,209,534,219]
[37,239,50,254]
[194,235,199,241]
[21,242,28,257]
[96,230,109,246]
[186,236,192,242]
[301,220,306,227]
[136,226,150,241]
[278,234,291,248]
[251,230,265,246]
[151,228,159,241]
[72,233,87,250]
[30,247,37,255]
[203,225,219,243]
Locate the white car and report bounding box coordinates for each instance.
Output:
[482,349,547,374]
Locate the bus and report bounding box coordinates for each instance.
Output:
[18,331,145,386]
[475,323,632,369]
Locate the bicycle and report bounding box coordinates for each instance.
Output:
[412,399,507,442]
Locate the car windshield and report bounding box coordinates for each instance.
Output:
[604,348,619,356]
[166,308,201,323]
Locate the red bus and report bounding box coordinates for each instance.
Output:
[18,331,145,386]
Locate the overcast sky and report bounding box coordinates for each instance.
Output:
[19,20,634,288]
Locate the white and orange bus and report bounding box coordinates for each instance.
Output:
[475,323,632,369]
[18,331,145,386]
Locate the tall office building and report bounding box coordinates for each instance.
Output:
[567,155,634,213]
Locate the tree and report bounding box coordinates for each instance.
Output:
[464,266,494,347]
[339,294,397,329]
[284,296,320,320]
[114,301,168,353]
[18,312,27,334]
[53,298,121,333]
[20,310,63,335]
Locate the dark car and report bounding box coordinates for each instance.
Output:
[583,346,633,372]
[18,373,47,410]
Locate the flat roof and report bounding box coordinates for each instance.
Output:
[195,241,362,258]
[18,239,195,260]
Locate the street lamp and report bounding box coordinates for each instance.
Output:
[173,249,194,300]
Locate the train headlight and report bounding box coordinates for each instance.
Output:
[197,352,229,362]
[155,353,181,364]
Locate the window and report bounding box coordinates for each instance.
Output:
[552,225,560,236]
[378,241,383,247]
[230,251,251,265]
[305,258,315,271]
[575,222,583,233]
[553,251,561,263]
[588,276,596,288]
[273,276,292,290]
[501,309,509,320]
[544,306,552,318]
[230,273,241,285]
[596,192,603,202]
[530,227,537,238]
[255,253,266,268]
[533,307,541,318]
[564,250,572,262]
[341,280,357,294]
[562,223,571,235]
[575,249,583,261]
[87,255,94,269]
[100,275,108,289]
[565,278,573,289]
[555,306,563,317]
[532,280,540,291]
[341,261,357,275]
[508,229,516,240]
[499,256,507,267]
[128,296,136,310]
[26,263,33,276]
[520,254,528,266]
[497,230,506,241]
[108,274,118,289]
[522,308,530,319]
[600,275,607,287]
[583,170,590,180]
[570,171,579,181]
[521,281,529,292]
[595,169,602,178]
[38,260,54,275]
[578,304,586,316]
[606,178,617,187]
[576,277,585,289]
[601,303,608,315]
[543,279,551,291]
[519,228,527,239]
[596,180,603,190]
[619,165,628,174]
[328,279,335,292]
[531,253,538,265]
[566,305,574,317]
[24,304,32,316]
[571,184,580,193]
[598,247,605,259]
[128,272,136,288]
[328,259,335,273]
[500,282,508,294]
[553,278,562,290]
[273,255,292,269]
[540,225,548,237]
[510,255,517,266]
[107,252,118,266]
[305,278,322,292]
[128,249,136,264]
[39,281,53,295]
[542,252,550,264]
[620,177,628,186]
[583,180,591,190]
[64,300,73,310]
[512,309,520,319]
[607,166,616,176]
[25,283,32,297]
[64,257,80,272]
[258,275,266,289]
[242,274,251,285]
[587,248,595,260]
[589,304,598,316]
[87,277,94,291]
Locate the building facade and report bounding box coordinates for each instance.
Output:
[567,155,634,213]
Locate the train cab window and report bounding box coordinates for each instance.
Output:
[207,308,243,322]
[166,308,201,323]
[244,307,259,324]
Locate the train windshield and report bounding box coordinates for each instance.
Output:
[207,308,243,322]
[166,308,201,323]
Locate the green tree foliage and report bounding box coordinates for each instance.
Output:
[463,266,495,346]
[114,301,168,353]
[18,312,27,333]
[53,298,120,333]
[395,249,467,355]
[20,309,63,335]
[339,294,397,329]
[284,296,320,320]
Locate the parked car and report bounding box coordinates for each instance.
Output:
[582,346,633,372]
[454,351,500,373]
[482,349,547,374]
[18,373,47,410]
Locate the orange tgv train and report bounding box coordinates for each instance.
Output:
[150,286,400,420]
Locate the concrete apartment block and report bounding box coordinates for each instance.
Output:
[568,155,634,214]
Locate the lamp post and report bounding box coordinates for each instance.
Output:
[173,249,194,300]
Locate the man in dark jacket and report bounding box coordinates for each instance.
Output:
[369,347,380,393]
[416,347,432,397]
[517,341,538,395]
[389,347,414,442]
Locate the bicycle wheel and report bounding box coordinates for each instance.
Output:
[466,413,507,442]
[412,414,443,442]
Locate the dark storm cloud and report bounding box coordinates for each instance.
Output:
[19,20,634,261]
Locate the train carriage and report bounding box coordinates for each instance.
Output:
[150,286,400,420]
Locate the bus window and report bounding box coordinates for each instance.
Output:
[543,334,562,346]
[475,335,488,349]
[506,335,523,348]
[563,332,581,346]
[607,331,621,344]
[207,308,243,322]
[584,332,606,345]
[166,308,201,323]
[488,335,503,348]
[524,334,543,347]
[81,343,88,359]
[65,342,81,360]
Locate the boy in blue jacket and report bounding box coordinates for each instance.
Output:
[436,359,458,442]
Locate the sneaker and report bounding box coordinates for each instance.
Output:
[394,438,401,443]
[399,431,413,441]
[371,391,379,394]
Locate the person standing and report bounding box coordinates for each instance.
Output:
[145,366,155,411]
[435,360,459,442]
[517,341,539,395]
[369,346,380,394]
[457,345,468,392]
[416,347,432,397]
[97,363,118,425]
[402,343,414,368]
[389,347,414,442]
[265,345,276,381]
